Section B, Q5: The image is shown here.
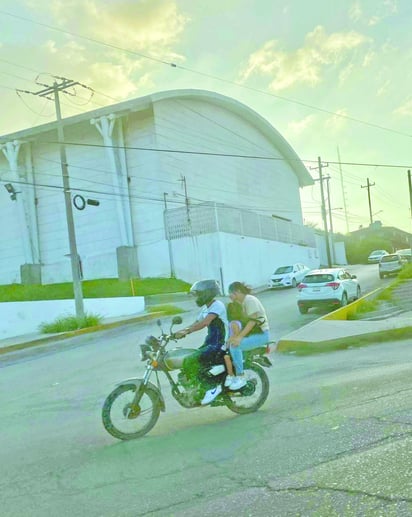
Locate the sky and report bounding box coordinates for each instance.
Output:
[1,0,412,235]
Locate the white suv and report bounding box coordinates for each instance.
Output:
[379,254,404,278]
[297,268,361,314]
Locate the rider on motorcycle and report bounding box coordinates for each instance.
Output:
[175,279,229,405]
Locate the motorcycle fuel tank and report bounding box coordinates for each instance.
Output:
[163,348,197,370]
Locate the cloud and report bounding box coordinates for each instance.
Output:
[349,1,363,21]
[16,0,190,104]
[287,115,316,136]
[394,98,412,117]
[240,26,369,91]
[45,0,189,57]
[349,0,398,26]
[324,109,349,133]
[376,79,391,97]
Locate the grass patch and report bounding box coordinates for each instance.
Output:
[39,313,103,333]
[147,304,185,316]
[0,277,190,302]
[398,263,412,279]
[277,327,412,356]
[347,299,379,319]
[376,286,394,301]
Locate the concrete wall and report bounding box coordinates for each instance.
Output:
[315,233,348,266]
[170,231,320,290]
[0,297,145,341]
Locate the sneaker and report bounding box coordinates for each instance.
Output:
[201,385,222,405]
[229,376,247,391]
[224,375,235,388]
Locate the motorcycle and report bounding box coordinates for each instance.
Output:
[102,316,272,441]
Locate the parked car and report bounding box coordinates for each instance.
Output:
[395,248,412,263]
[268,263,311,289]
[297,268,361,314]
[379,253,405,278]
[367,249,389,263]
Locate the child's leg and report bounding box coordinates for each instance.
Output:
[224,353,235,376]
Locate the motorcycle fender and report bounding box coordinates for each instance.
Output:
[253,356,272,368]
[115,378,166,412]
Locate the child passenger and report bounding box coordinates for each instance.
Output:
[224,301,247,388]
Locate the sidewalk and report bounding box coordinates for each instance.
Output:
[1,292,411,357]
[277,310,412,354]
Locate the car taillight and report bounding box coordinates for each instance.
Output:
[325,282,340,290]
[297,283,307,291]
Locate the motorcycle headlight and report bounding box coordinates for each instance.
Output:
[140,344,152,361]
[145,335,160,350]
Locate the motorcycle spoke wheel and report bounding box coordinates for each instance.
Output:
[225,364,269,414]
[102,384,160,440]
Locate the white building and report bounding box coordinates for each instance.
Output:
[0,89,318,289]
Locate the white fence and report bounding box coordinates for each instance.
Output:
[166,203,316,247]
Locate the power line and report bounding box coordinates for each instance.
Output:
[42,140,412,169]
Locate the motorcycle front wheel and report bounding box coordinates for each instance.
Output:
[102,383,160,440]
[225,363,269,414]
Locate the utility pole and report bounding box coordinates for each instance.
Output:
[325,177,335,265]
[310,157,332,267]
[361,177,376,225]
[337,146,350,233]
[163,193,175,278]
[408,170,412,253]
[180,174,190,224]
[20,78,86,319]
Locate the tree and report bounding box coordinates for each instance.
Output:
[344,236,392,264]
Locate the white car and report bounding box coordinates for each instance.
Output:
[367,249,388,264]
[297,268,361,314]
[268,263,311,289]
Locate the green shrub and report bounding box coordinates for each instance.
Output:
[376,287,393,301]
[399,264,412,279]
[39,313,102,333]
[147,304,184,316]
[344,236,392,264]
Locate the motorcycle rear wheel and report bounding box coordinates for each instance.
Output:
[225,363,269,414]
[102,383,160,440]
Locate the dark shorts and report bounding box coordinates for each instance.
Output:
[183,345,225,387]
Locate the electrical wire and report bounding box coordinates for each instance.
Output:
[36,139,412,169]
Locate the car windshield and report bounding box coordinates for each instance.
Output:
[370,251,385,256]
[303,274,335,284]
[275,266,293,274]
[381,255,399,262]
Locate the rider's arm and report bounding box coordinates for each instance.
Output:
[183,313,217,335]
[236,314,258,339]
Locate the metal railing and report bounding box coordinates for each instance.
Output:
[165,202,315,247]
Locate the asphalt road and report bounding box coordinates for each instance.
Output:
[1,264,409,516]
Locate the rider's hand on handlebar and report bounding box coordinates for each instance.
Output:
[174,329,190,339]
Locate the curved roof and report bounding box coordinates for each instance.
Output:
[1,88,313,187]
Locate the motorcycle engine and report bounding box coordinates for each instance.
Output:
[176,372,201,407]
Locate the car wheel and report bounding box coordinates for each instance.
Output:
[291,278,297,288]
[298,305,308,314]
[340,292,348,307]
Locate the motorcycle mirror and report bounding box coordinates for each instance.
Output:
[171,316,183,325]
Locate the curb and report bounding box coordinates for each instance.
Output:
[0,311,164,356]
[277,326,412,355]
